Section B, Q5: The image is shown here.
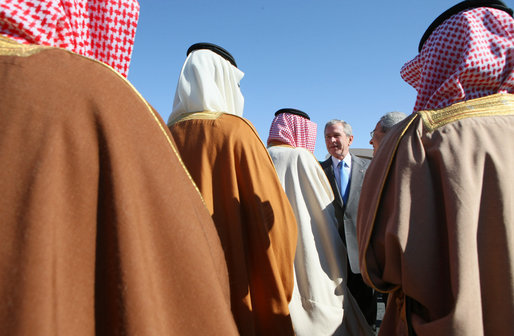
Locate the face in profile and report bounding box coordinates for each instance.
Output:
[369,121,385,156]
[324,123,353,160]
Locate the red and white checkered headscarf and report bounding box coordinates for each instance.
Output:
[267,113,317,153]
[401,7,514,112]
[0,0,139,77]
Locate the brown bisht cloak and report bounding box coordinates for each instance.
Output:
[358,94,514,336]
[0,36,238,336]
[170,112,298,335]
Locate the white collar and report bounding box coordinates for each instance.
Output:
[331,153,352,170]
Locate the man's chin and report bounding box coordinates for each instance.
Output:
[329,151,343,159]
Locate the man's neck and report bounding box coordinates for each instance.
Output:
[332,152,350,161]
[268,140,290,147]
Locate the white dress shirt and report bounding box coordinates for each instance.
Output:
[331,153,352,192]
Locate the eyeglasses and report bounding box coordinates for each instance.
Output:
[370,130,375,138]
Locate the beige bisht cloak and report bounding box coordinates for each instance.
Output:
[0,37,238,336]
[170,113,298,335]
[268,145,374,336]
[357,94,514,336]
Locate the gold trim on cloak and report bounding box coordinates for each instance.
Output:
[360,93,514,293]
[169,111,280,169]
[360,113,418,293]
[0,34,207,204]
[420,93,514,131]
[168,111,224,126]
[0,35,50,56]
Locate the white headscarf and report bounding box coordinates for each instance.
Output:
[168,49,245,125]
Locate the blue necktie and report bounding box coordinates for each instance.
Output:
[338,161,349,204]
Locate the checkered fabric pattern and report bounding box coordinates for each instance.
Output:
[267,113,317,153]
[401,7,514,112]
[0,0,139,77]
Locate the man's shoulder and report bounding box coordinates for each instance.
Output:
[319,156,332,167]
[352,154,371,169]
[219,113,261,135]
[188,113,259,139]
[271,146,319,167]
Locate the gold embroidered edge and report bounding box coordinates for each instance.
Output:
[362,93,514,293]
[0,35,51,56]
[0,34,207,205]
[170,112,279,171]
[168,111,223,126]
[419,93,514,132]
[121,90,207,207]
[266,143,294,149]
[360,114,419,294]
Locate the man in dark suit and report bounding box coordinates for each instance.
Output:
[320,119,377,328]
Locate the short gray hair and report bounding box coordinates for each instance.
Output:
[379,111,407,132]
[324,119,352,137]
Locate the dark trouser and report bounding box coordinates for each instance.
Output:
[347,269,377,327]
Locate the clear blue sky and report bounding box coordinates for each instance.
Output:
[128,0,513,160]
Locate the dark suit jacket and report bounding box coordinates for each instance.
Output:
[320,154,370,274]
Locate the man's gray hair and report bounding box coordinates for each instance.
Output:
[324,119,352,137]
[379,111,407,132]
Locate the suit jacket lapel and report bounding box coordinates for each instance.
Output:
[347,155,365,211]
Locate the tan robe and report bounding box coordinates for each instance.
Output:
[357,94,514,336]
[170,113,298,335]
[0,36,238,336]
